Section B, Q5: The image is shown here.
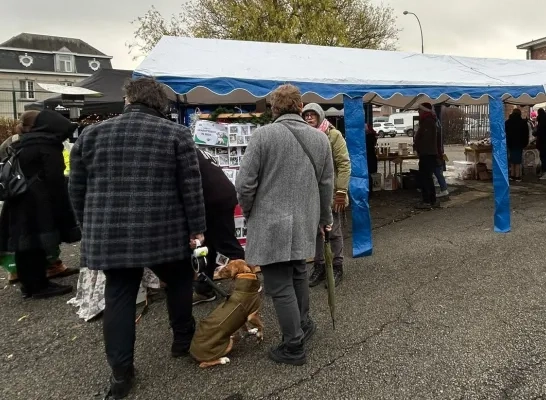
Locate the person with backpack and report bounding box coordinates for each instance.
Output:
[0,110,81,299]
[0,113,79,285]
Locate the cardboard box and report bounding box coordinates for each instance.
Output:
[384,174,398,191]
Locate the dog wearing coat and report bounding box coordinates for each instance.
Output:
[190,260,263,368]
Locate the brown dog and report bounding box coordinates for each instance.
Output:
[189,260,264,368]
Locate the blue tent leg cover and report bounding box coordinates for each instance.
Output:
[343,95,373,257]
[489,97,511,233]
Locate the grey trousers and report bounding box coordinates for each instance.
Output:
[315,211,344,267]
[260,260,310,348]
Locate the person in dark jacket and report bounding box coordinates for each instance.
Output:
[1,115,79,285]
[434,119,449,198]
[505,108,529,182]
[0,110,81,299]
[69,78,206,400]
[193,149,245,305]
[534,108,546,180]
[365,123,378,197]
[413,103,439,209]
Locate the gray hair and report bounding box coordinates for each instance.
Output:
[124,77,169,113]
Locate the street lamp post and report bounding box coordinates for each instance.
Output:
[403,11,424,54]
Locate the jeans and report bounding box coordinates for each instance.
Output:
[434,165,448,191]
[194,206,245,296]
[419,155,437,204]
[315,211,343,267]
[260,260,309,348]
[103,260,194,371]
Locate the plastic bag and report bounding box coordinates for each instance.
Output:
[0,253,16,274]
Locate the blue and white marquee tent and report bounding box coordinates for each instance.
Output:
[135,36,546,258]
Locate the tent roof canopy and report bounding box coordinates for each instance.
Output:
[135,36,546,107]
[27,69,132,115]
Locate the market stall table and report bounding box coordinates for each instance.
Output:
[377,153,420,177]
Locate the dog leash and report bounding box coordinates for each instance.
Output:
[192,242,231,299]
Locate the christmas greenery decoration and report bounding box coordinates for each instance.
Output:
[207,107,272,125]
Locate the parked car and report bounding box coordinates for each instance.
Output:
[388,112,418,137]
[373,122,397,138]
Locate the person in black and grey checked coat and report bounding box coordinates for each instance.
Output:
[69,78,206,400]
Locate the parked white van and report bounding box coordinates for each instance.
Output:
[388,112,418,137]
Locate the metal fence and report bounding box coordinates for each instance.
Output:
[461,104,491,141]
[0,89,51,120]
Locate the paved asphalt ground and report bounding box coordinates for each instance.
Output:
[2,182,546,399]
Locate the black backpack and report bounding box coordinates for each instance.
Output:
[0,147,36,201]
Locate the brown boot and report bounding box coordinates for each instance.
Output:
[8,272,18,284]
[47,261,79,279]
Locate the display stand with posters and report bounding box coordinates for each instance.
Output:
[192,115,260,249]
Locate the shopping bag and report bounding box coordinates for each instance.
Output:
[0,253,16,274]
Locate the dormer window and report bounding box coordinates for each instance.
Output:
[19,53,34,68]
[56,54,75,73]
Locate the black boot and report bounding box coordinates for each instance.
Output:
[309,263,326,287]
[31,281,72,299]
[106,365,135,399]
[171,317,195,358]
[268,343,306,366]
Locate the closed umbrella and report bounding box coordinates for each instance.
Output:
[324,229,336,330]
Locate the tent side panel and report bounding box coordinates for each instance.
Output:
[343,95,373,257]
[489,98,511,233]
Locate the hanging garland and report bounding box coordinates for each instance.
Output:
[207,107,273,125]
[79,113,120,126]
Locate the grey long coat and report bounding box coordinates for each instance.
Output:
[236,114,334,266]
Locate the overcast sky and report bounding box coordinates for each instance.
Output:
[1,0,544,70]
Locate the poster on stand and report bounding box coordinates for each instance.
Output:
[194,120,228,146]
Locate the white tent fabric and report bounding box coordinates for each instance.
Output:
[135,36,546,106]
[135,36,546,257]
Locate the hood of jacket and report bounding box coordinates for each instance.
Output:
[302,103,325,124]
[27,110,79,143]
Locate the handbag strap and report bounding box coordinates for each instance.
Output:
[279,121,319,182]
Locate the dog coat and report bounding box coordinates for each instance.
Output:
[190,277,262,362]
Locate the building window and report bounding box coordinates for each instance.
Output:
[19,80,35,99]
[56,54,75,73]
[61,82,74,87]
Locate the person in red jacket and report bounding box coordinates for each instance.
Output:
[414,103,440,209]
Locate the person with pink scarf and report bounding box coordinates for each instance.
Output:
[302,103,351,287]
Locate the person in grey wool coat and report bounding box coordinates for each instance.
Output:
[236,84,334,366]
[69,78,206,400]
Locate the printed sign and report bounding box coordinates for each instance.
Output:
[193,120,228,146]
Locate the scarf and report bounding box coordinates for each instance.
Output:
[318,118,333,133]
[418,104,437,121]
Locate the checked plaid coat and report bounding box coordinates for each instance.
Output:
[68,106,206,270]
